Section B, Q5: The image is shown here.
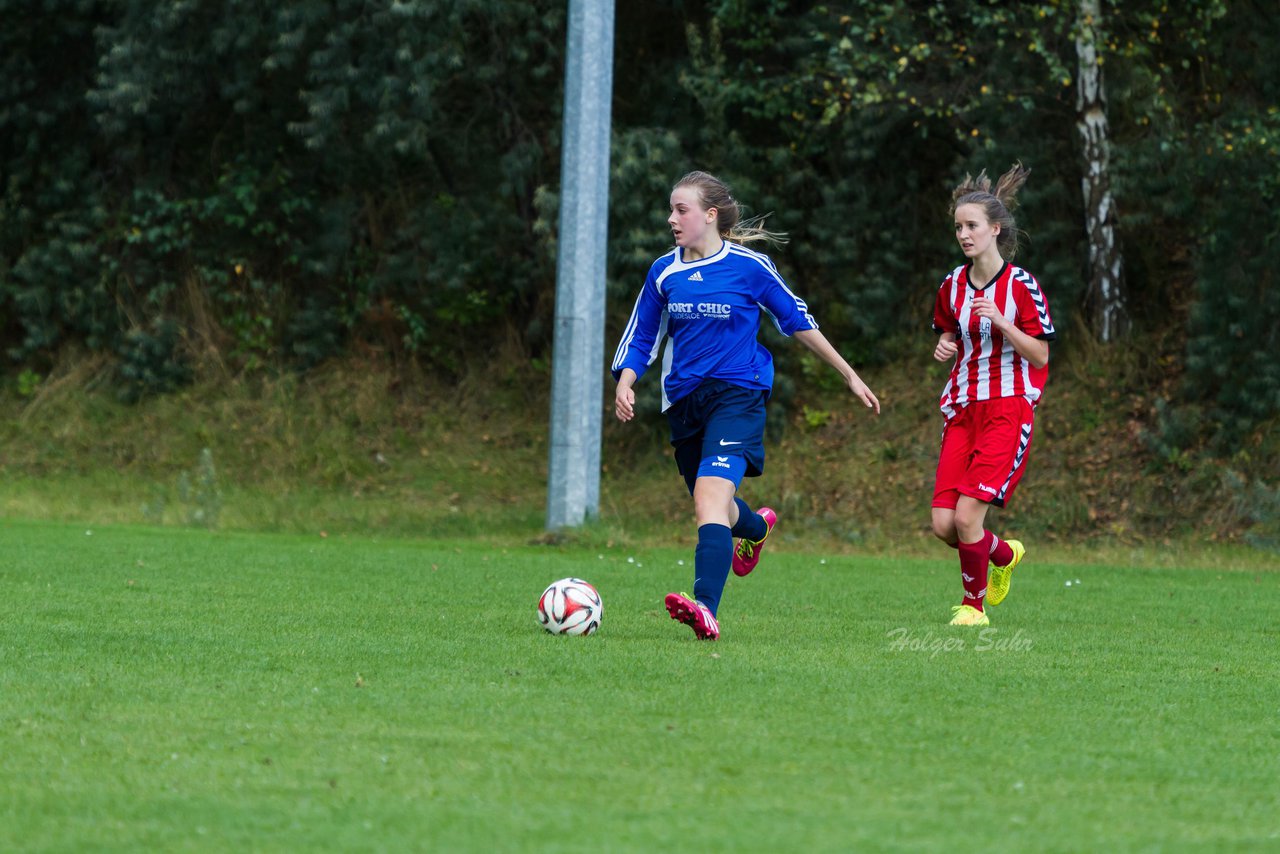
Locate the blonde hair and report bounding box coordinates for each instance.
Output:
[673,171,788,246]
[951,162,1031,258]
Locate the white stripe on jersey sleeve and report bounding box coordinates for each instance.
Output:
[611,293,669,373]
[728,243,816,331]
[612,250,679,373]
[729,241,782,275]
[611,289,644,371]
[659,336,675,411]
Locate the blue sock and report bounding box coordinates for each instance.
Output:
[692,523,733,617]
[730,498,767,542]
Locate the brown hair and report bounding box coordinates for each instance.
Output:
[951,162,1031,258]
[673,171,788,246]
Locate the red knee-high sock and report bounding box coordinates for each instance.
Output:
[958,535,990,611]
[989,532,1014,567]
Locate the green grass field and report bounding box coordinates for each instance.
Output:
[2,518,1277,851]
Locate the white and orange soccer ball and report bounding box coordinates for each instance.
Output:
[537,577,603,636]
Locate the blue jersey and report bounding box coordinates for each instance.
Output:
[611,241,818,410]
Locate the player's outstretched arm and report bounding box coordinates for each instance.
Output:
[793,329,881,414]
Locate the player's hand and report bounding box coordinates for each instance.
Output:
[847,375,881,415]
[934,337,958,362]
[614,383,635,422]
[970,297,1011,332]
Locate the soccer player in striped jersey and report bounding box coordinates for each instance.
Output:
[930,163,1056,627]
[612,171,879,640]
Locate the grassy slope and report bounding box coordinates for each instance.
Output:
[0,340,1272,555]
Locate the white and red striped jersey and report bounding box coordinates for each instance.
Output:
[932,262,1056,421]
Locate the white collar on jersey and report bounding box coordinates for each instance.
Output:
[676,239,730,266]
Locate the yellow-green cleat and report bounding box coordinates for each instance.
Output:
[949,604,990,626]
[987,539,1025,607]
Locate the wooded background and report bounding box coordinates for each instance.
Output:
[1,1,1275,479]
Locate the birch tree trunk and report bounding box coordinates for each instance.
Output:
[1076,0,1128,342]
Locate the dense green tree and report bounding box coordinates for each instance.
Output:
[0,0,1275,467]
[1139,2,1279,458]
[0,1,115,357]
[2,0,566,389]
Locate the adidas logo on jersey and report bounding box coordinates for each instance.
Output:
[688,271,703,281]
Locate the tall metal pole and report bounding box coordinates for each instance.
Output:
[547,0,615,529]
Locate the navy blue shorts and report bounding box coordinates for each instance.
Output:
[666,380,767,496]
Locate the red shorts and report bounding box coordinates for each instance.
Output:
[932,396,1036,510]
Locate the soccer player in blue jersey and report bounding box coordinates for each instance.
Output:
[611,171,880,640]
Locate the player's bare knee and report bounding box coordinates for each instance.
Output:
[931,519,956,543]
[930,508,958,543]
[692,486,734,527]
